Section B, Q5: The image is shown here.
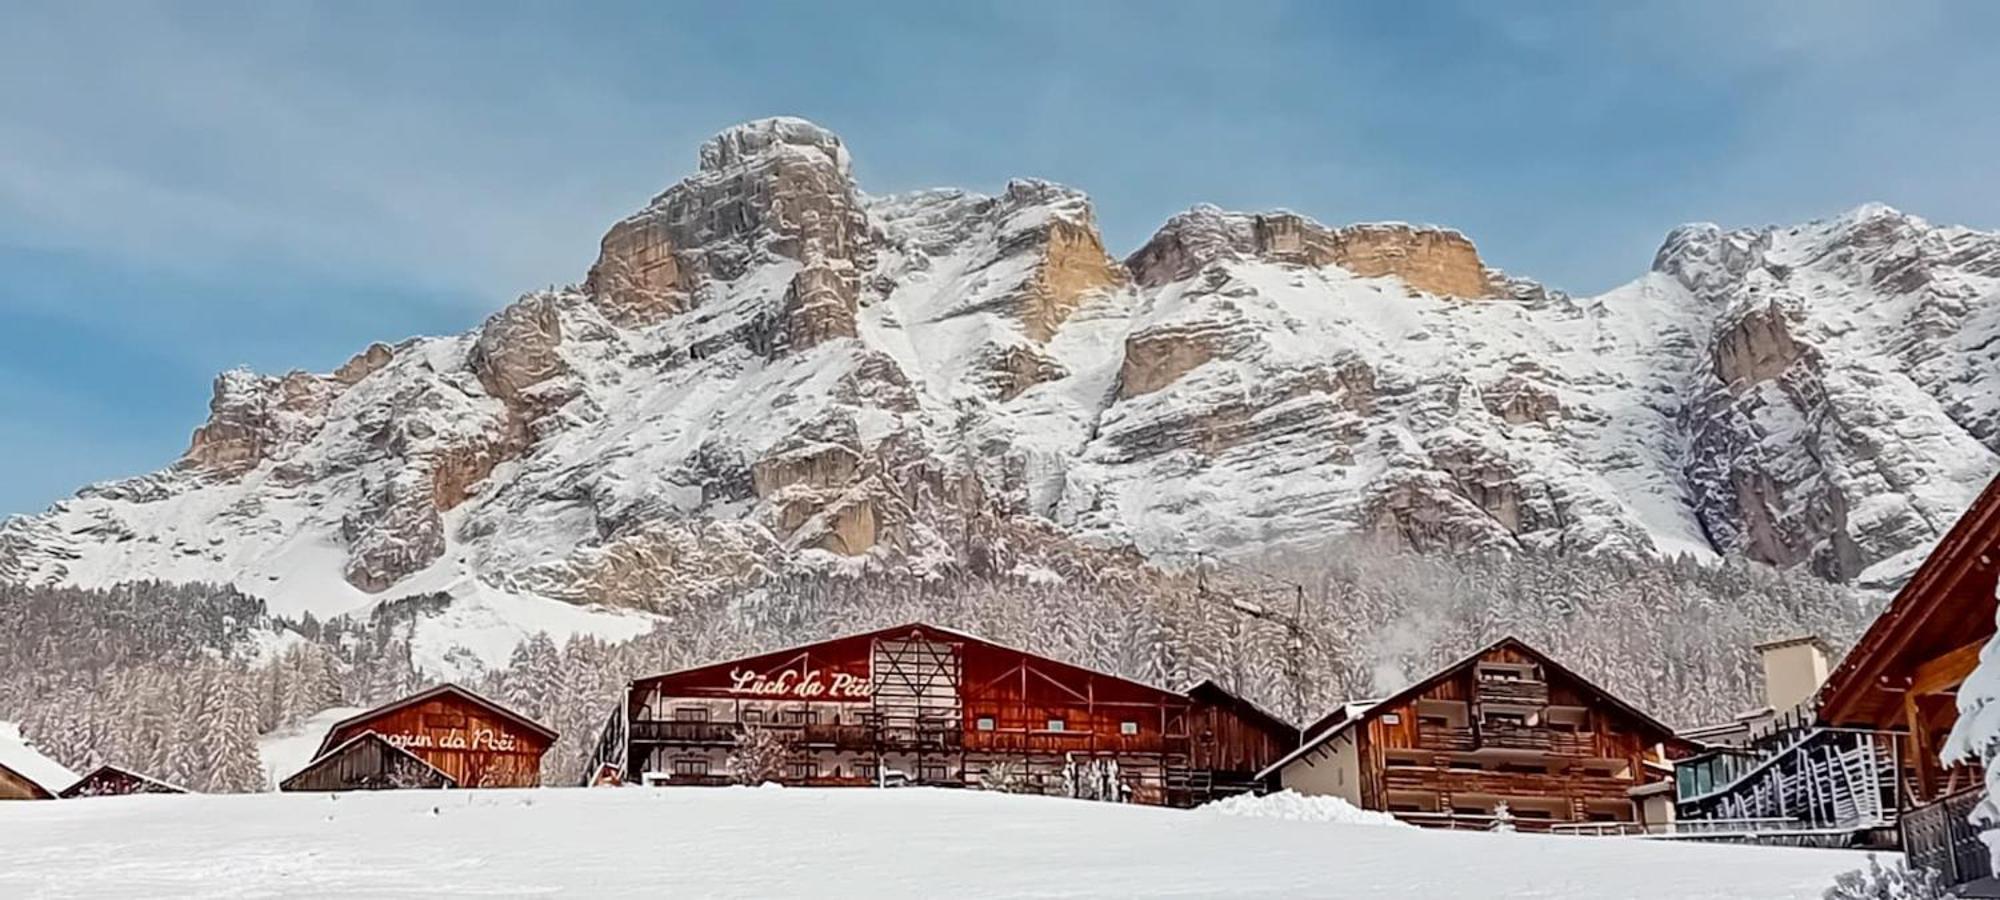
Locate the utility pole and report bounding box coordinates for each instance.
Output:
[1193,552,1313,725]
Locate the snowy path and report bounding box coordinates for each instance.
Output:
[0,787,1865,898]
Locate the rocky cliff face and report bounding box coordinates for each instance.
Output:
[3,120,1994,667]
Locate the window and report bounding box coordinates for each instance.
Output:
[674,706,710,722]
[1046,719,1066,732]
[742,708,763,724]
[920,764,949,783]
[786,761,819,780]
[1484,711,1528,727]
[976,716,996,731]
[671,758,709,777]
[1120,721,1140,735]
[1380,713,1401,725]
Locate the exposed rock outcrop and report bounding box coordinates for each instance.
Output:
[1128,206,1494,298]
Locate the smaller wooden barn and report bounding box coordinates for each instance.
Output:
[286,684,557,791]
[59,765,188,799]
[281,732,457,792]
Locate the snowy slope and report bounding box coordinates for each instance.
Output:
[255,706,364,790]
[0,787,1865,898]
[1,117,1993,665]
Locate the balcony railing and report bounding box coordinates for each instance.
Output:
[1478,679,1550,706]
[1902,786,1992,890]
[1479,722,1554,751]
[631,720,739,744]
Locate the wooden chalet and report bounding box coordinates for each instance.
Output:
[281,732,456,792]
[585,623,1298,806]
[287,684,557,790]
[58,765,188,798]
[1259,637,1687,832]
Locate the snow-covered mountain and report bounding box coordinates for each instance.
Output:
[3,118,1995,664]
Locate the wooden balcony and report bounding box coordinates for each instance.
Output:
[799,723,874,748]
[631,720,739,744]
[1384,767,1638,800]
[1477,678,1550,706]
[1416,726,1476,752]
[1479,722,1554,752]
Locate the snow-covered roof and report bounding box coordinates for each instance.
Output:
[0,722,78,797]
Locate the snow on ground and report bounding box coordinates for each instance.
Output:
[0,721,77,796]
[255,707,364,789]
[0,787,1866,898]
[1198,789,1411,827]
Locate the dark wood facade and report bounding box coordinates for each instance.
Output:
[588,623,1297,807]
[282,732,457,792]
[59,765,187,798]
[305,684,557,789]
[0,763,58,800]
[1262,638,1685,831]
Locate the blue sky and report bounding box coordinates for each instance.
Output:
[3,0,1996,515]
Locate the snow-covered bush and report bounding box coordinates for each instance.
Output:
[977,759,1032,793]
[1941,580,2000,874]
[725,725,791,785]
[1822,854,1954,900]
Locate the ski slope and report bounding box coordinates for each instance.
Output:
[0,787,1866,898]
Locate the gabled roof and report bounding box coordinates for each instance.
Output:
[0,722,78,798]
[315,683,558,758]
[1184,679,1299,739]
[1818,471,2000,727]
[58,764,190,798]
[1257,636,1681,781]
[284,731,457,791]
[631,621,1192,705]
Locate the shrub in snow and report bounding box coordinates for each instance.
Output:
[977,759,1032,794]
[1942,580,2000,874]
[1822,854,1955,900]
[1199,790,1412,827]
[725,725,790,785]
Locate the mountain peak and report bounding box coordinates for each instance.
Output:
[697,116,851,177]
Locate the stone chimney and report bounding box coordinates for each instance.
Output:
[1754,636,1833,713]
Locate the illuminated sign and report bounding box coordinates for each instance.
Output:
[384,727,525,754]
[727,667,872,700]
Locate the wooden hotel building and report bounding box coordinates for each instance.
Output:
[585,623,1297,806]
[1259,637,1688,831]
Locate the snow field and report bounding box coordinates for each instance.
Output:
[0,786,1868,898]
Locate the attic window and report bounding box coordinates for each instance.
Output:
[976,716,996,731]
[1120,721,1140,735]
[1046,719,1067,733]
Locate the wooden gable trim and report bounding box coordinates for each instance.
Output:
[316,683,557,758]
[1819,472,2000,725]
[285,731,458,791]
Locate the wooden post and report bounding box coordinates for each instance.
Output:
[1905,693,1935,802]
